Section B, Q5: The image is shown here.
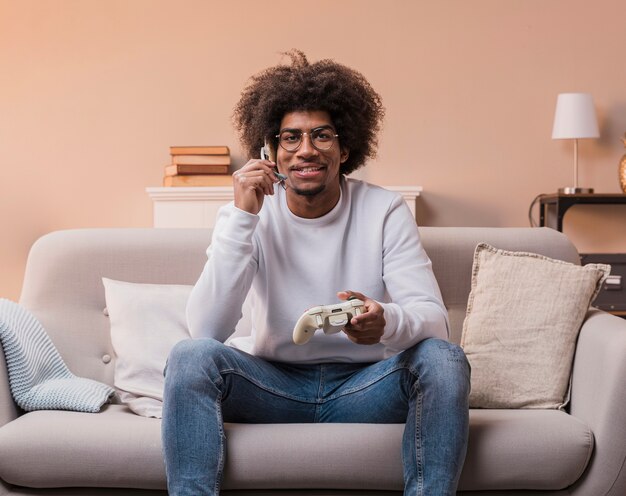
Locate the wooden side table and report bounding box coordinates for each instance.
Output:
[539,193,626,232]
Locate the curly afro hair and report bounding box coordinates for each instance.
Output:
[232,50,385,175]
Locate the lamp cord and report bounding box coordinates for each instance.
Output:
[528,193,546,227]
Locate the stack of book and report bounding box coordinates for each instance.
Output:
[163,146,233,186]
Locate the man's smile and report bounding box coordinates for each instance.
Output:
[289,163,326,177]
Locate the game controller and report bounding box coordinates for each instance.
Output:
[292,298,365,345]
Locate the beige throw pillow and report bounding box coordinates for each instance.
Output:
[461,243,609,409]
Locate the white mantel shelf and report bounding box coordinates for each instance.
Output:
[146,185,422,228]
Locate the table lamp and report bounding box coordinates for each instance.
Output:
[551,93,600,194]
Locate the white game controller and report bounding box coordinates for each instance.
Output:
[292,298,365,345]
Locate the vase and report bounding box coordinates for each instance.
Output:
[621,134,626,193]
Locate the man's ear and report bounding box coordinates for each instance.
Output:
[340,147,350,163]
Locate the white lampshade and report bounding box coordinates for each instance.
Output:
[552,93,599,140]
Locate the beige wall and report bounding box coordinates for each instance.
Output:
[2,0,626,300]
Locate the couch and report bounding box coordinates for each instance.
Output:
[0,226,624,495]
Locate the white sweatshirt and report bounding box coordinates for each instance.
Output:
[186,177,449,364]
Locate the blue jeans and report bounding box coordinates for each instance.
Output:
[162,338,470,495]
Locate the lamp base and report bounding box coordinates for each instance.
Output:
[558,187,594,195]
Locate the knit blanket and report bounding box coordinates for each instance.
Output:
[0,298,114,413]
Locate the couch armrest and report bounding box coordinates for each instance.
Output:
[0,348,19,428]
[568,309,626,496]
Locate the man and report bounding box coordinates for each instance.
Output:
[162,50,470,496]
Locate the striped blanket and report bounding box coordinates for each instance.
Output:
[0,298,114,412]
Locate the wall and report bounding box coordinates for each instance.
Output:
[1,0,625,300]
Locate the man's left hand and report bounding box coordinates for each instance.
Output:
[337,290,386,345]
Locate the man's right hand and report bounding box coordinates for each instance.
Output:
[232,159,280,215]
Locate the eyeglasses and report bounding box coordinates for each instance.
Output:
[275,127,339,152]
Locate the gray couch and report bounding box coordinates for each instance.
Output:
[0,227,624,495]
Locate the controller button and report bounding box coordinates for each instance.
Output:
[328,315,348,326]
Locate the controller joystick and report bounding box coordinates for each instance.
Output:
[292,298,365,345]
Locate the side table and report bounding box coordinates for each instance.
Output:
[539,193,626,232]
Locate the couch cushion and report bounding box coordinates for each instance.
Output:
[0,406,165,490]
[0,406,592,491]
[461,409,593,491]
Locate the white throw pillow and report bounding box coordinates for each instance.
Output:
[102,278,192,418]
[460,243,610,409]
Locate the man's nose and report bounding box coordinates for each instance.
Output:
[296,133,318,157]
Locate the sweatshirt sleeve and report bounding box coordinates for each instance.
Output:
[378,196,449,350]
[186,204,259,341]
